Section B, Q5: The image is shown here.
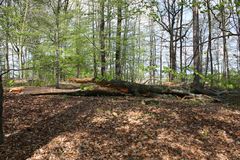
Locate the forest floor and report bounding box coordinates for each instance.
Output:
[0,92,240,160]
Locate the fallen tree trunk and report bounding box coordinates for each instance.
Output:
[68,78,94,84]
[28,89,126,97]
[96,80,194,97]
[23,80,223,101]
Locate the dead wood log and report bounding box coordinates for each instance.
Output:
[96,80,194,97]
[68,78,94,83]
[28,89,126,97]
[192,87,227,97]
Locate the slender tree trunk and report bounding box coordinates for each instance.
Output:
[55,0,61,89]
[115,0,122,80]
[179,0,184,75]
[237,2,240,73]
[169,34,176,81]
[5,35,9,79]
[235,0,240,72]
[137,14,141,82]
[237,3,240,72]
[149,18,154,84]
[107,0,112,77]
[153,35,157,84]
[130,19,137,83]
[19,0,29,79]
[221,1,229,80]
[99,0,106,77]
[217,40,220,80]
[12,50,14,78]
[206,0,213,86]
[184,39,187,79]
[91,0,97,79]
[55,38,60,88]
[159,32,164,84]
[0,75,4,144]
[122,2,129,80]
[4,0,11,79]
[150,22,157,85]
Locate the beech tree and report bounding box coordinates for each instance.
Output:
[0,0,6,144]
[115,0,123,79]
[0,0,239,91]
[0,74,3,144]
[192,0,202,89]
[99,0,106,77]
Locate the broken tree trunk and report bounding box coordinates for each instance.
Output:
[28,89,126,97]
[96,80,195,97]
[18,79,223,100]
[68,77,94,84]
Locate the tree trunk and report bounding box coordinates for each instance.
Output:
[4,0,11,79]
[55,0,61,89]
[122,1,129,81]
[179,0,184,76]
[192,0,202,89]
[0,75,4,144]
[206,0,213,86]
[5,33,9,79]
[91,0,97,79]
[137,14,141,82]
[19,0,29,79]
[99,0,106,77]
[169,34,176,81]
[221,0,229,80]
[97,79,194,97]
[159,32,164,84]
[115,0,122,79]
[149,18,154,84]
[130,19,137,83]
[107,0,113,77]
[237,0,240,72]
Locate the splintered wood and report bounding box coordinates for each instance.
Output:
[9,87,25,94]
[68,78,94,84]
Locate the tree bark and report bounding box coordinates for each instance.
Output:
[122,1,129,81]
[97,79,194,97]
[55,0,61,89]
[237,0,240,72]
[115,0,122,80]
[179,0,184,76]
[4,0,11,79]
[220,0,229,80]
[159,32,164,84]
[91,0,97,79]
[149,19,153,84]
[19,0,29,79]
[206,0,213,86]
[192,0,202,90]
[99,0,106,77]
[0,75,4,144]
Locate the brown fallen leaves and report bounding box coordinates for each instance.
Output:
[0,94,239,160]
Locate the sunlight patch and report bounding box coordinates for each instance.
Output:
[91,116,108,124]
[213,109,240,124]
[115,125,130,133]
[217,130,234,143]
[157,129,174,141]
[28,132,88,160]
[126,111,150,125]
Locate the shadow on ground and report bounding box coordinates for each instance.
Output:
[0,95,239,159]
